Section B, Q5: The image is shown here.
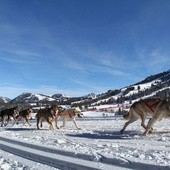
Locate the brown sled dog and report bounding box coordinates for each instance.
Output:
[14,108,32,126]
[143,99,170,135]
[55,107,83,130]
[36,104,58,130]
[120,98,164,134]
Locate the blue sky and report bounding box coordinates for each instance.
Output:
[0,0,170,99]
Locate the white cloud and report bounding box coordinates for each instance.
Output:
[62,57,87,72]
[136,47,170,68]
[0,47,42,64]
[149,51,170,66]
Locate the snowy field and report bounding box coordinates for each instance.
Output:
[0,111,170,170]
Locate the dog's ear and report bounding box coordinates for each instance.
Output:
[76,107,81,112]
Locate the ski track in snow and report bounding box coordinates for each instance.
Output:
[0,116,170,170]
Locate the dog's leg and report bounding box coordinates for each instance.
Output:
[37,118,40,129]
[143,112,162,135]
[15,118,19,125]
[60,119,66,128]
[23,118,26,126]
[5,116,9,126]
[141,116,154,134]
[51,123,55,130]
[2,116,7,127]
[55,115,60,129]
[5,115,10,126]
[46,116,54,130]
[50,120,55,130]
[1,116,5,127]
[12,115,19,126]
[120,116,138,134]
[48,120,54,130]
[39,117,43,128]
[73,119,81,130]
[49,122,52,130]
[140,114,147,130]
[143,118,157,135]
[1,115,5,127]
[25,117,31,126]
[2,115,8,127]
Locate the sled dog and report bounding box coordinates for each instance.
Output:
[36,104,58,130]
[0,106,19,127]
[120,98,164,134]
[15,108,32,126]
[55,107,83,130]
[143,99,170,135]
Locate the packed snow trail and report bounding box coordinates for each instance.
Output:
[1,136,168,170]
[0,116,170,169]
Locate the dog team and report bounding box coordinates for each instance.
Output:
[0,104,83,130]
[0,98,169,135]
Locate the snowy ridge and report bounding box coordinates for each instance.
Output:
[89,82,169,107]
[0,97,11,104]
[12,92,56,103]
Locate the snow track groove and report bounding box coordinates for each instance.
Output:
[0,136,119,170]
[0,136,169,170]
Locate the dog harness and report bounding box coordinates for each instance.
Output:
[58,109,74,119]
[143,99,161,113]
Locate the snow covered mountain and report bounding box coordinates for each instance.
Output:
[11,92,56,103]
[51,93,71,101]
[0,97,11,103]
[0,97,11,108]
[9,92,97,105]
[4,69,170,106]
[72,69,170,107]
[52,93,96,100]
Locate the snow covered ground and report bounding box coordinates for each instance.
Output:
[0,111,170,170]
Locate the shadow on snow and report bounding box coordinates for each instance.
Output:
[66,130,140,140]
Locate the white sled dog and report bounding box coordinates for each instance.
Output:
[55,107,83,130]
[120,98,165,134]
[143,99,170,135]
